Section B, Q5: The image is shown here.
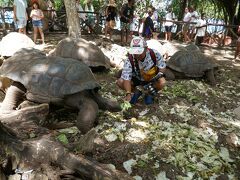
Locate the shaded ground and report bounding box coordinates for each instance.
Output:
[1,33,240,179]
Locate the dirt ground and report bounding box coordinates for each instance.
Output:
[1,33,240,179]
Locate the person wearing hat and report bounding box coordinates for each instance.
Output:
[116,36,166,105]
[105,1,117,40]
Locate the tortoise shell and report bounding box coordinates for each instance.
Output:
[0,48,100,103]
[167,50,217,77]
[0,32,35,57]
[49,37,111,68]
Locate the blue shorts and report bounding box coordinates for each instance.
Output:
[32,20,43,28]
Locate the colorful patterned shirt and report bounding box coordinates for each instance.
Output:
[121,49,166,81]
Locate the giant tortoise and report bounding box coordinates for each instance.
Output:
[0,48,121,134]
[165,50,218,85]
[48,37,111,69]
[0,32,35,57]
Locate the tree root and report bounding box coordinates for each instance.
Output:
[0,104,132,179]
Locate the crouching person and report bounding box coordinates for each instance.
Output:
[116,36,166,105]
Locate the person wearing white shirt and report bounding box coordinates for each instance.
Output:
[13,0,28,34]
[164,7,175,41]
[151,7,159,31]
[195,13,206,45]
[189,6,199,40]
[182,7,191,43]
[75,0,86,25]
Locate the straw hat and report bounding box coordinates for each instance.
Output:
[108,0,117,7]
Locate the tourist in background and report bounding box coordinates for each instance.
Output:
[84,0,95,33]
[105,0,117,40]
[13,0,28,34]
[30,1,44,44]
[189,6,199,41]
[195,13,206,46]
[76,0,86,25]
[164,7,175,41]
[182,7,191,43]
[120,0,135,44]
[151,7,159,32]
[142,7,154,39]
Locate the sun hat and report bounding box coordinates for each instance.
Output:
[129,36,147,55]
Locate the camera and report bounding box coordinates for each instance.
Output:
[144,82,158,96]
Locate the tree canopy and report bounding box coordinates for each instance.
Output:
[0,0,238,25]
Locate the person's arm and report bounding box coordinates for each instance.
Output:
[149,18,154,31]
[173,13,176,20]
[123,80,132,101]
[120,60,133,100]
[25,10,28,20]
[30,10,33,18]
[13,4,16,21]
[40,9,44,19]
[187,13,192,22]
[105,6,109,16]
[154,50,166,73]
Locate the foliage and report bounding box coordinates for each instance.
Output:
[162,82,201,103]
[53,0,63,10]
[0,0,13,6]
[56,133,69,145]
[0,0,239,24]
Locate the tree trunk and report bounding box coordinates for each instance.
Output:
[63,0,81,38]
[0,104,132,179]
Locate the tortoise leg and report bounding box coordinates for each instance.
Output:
[206,69,216,86]
[64,93,99,134]
[90,90,121,112]
[0,82,26,111]
[76,98,98,134]
[164,69,176,80]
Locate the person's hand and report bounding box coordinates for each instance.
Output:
[124,93,132,102]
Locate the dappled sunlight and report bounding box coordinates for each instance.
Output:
[31,63,50,73]
[0,32,239,179]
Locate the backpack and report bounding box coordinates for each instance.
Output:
[128,48,157,81]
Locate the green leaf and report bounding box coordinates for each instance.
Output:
[137,160,147,167]
[120,101,132,111]
[29,132,36,138]
[219,147,234,162]
[56,134,69,145]
[58,127,79,135]
[156,171,169,180]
